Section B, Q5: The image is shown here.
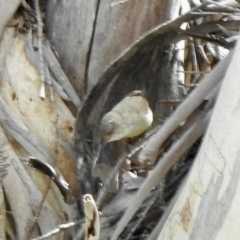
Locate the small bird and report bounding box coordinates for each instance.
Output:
[99,90,153,143]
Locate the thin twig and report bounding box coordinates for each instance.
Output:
[25,177,52,240]
[31,221,82,240]
[125,190,161,240]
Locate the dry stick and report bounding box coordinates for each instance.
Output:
[111,109,212,240]
[31,221,82,240]
[0,143,9,181]
[25,178,52,240]
[147,176,188,240]
[138,49,233,165]
[0,180,5,239]
[189,38,199,83]
[46,67,54,102]
[92,144,103,170]
[125,189,161,240]
[176,81,222,139]
[34,0,46,99]
[206,0,240,11]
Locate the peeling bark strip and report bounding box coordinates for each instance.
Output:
[0,142,9,181]
[25,33,81,108]
[83,194,100,240]
[84,0,101,93]
[34,0,46,99]
[25,157,75,204]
